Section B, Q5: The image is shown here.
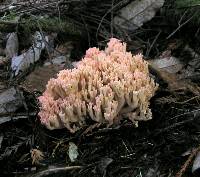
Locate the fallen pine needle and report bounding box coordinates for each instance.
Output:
[31,166,82,177]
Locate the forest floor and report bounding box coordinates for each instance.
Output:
[1,1,200,177]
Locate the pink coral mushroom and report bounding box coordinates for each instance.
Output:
[38,38,158,133]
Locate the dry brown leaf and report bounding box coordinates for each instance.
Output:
[148,47,200,95]
[0,56,8,65]
[21,64,64,92]
[149,56,184,74]
[5,32,18,59]
[51,42,73,59]
[149,63,200,95]
[11,32,47,76]
[0,87,24,114]
[0,81,6,93]
[31,149,44,165]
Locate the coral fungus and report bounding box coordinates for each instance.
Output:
[38,38,158,133]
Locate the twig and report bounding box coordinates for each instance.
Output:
[174,96,200,104]
[96,0,125,42]
[177,4,200,9]
[0,20,20,25]
[145,30,161,57]
[154,109,200,135]
[176,145,200,177]
[169,108,200,121]
[0,112,37,125]
[85,125,121,137]
[81,15,91,47]
[166,14,193,39]
[110,0,114,37]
